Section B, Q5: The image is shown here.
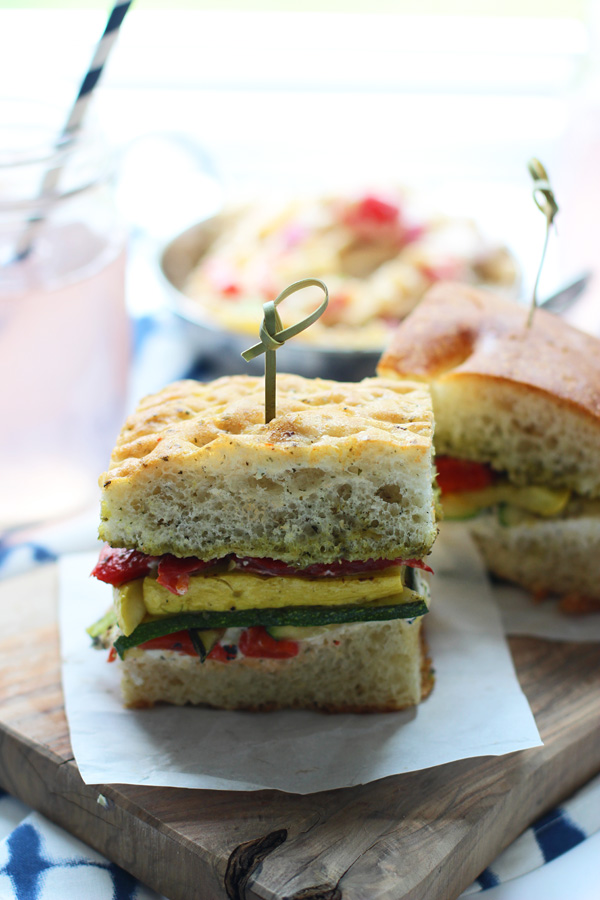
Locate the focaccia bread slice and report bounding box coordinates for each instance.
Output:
[470,508,600,605]
[377,282,600,497]
[377,281,600,608]
[119,610,433,712]
[99,374,436,565]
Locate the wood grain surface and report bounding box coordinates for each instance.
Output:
[1,564,599,900]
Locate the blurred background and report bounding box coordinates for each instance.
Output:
[2,0,600,522]
[1,0,599,320]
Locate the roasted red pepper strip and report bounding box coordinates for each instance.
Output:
[207,643,238,662]
[235,556,434,576]
[156,555,219,596]
[436,456,496,494]
[238,626,299,659]
[92,548,433,589]
[136,629,297,661]
[91,545,158,586]
[138,631,199,656]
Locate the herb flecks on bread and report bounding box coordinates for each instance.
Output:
[99,374,437,565]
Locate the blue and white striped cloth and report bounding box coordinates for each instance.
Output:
[1,310,599,898]
[0,795,157,900]
[462,773,600,894]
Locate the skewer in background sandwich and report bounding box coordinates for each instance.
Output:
[90,373,438,711]
[378,281,600,613]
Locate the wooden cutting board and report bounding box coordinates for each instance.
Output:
[1,564,599,900]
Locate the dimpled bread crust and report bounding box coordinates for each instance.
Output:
[99,374,436,565]
[120,614,433,712]
[378,283,600,496]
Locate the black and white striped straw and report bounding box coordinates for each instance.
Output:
[14,0,134,262]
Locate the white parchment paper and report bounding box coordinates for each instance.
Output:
[495,583,600,642]
[59,529,541,794]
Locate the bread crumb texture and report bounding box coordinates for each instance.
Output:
[120,617,433,711]
[471,511,600,600]
[378,283,600,496]
[99,374,436,563]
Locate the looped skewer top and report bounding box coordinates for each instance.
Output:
[528,158,559,223]
[242,278,329,423]
[527,158,559,327]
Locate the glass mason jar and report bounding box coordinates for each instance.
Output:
[0,100,129,530]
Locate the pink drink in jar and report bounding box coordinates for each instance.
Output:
[0,101,129,529]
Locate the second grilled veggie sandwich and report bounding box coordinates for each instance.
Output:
[90,373,438,711]
[378,282,600,612]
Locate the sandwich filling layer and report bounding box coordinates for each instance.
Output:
[116,614,433,712]
[436,456,579,523]
[435,456,600,612]
[90,547,430,660]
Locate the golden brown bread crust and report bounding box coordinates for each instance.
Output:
[418,628,435,702]
[105,373,433,479]
[99,373,437,563]
[378,282,600,424]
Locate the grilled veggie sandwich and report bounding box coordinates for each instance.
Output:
[378,282,600,613]
[90,373,438,710]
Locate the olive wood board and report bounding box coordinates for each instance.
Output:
[1,565,599,900]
